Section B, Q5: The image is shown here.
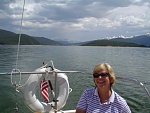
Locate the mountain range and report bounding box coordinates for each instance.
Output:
[0,29,62,45]
[0,29,150,47]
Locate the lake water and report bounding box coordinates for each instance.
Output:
[0,45,150,113]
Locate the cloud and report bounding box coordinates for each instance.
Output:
[0,0,150,42]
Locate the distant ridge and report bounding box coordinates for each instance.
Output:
[0,29,150,47]
[111,34,150,47]
[0,29,40,45]
[81,34,150,47]
[0,29,61,45]
[81,39,146,47]
[33,37,62,45]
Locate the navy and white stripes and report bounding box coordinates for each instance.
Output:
[76,88,131,113]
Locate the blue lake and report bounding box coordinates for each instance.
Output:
[0,45,150,113]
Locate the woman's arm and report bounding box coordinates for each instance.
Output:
[75,108,86,113]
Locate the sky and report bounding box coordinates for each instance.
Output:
[0,0,150,42]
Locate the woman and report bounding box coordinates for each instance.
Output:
[76,63,131,113]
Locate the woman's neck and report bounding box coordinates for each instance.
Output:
[98,88,112,104]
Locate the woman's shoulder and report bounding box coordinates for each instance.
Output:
[83,87,95,97]
[84,87,95,92]
[113,90,131,112]
[113,90,127,104]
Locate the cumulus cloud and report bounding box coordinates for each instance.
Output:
[0,0,149,42]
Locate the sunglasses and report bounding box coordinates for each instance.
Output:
[93,72,109,78]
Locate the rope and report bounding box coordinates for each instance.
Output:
[15,62,53,89]
[15,61,53,90]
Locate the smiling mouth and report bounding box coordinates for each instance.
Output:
[99,81,105,84]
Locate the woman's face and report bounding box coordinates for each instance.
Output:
[93,71,110,89]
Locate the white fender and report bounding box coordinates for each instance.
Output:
[24,67,70,113]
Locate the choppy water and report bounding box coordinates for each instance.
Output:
[0,45,150,113]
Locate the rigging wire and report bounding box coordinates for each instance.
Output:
[12,0,26,112]
[15,0,26,69]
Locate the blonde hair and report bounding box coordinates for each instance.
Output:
[93,63,116,86]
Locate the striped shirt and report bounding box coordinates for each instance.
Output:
[76,88,131,113]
